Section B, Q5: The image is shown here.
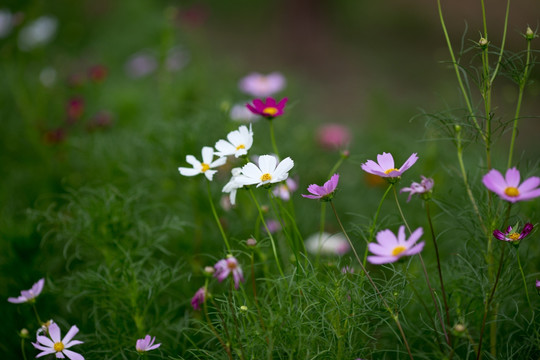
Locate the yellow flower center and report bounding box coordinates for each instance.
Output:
[261,173,272,182]
[384,168,399,175]
[391,246,407,257]
[236,144,245,151]
[227,261,237,269]
[201,163,210,172]
[504,187,519,197]
[54,342,64,352]
[262,107,278,116]
[508,233,520,241]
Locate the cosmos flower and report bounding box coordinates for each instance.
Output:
[304,232,350,256]
[246,97,288,119]
[272,177,298,201]
[191,287,206,311]
[32,323,84,360]
[222,167,243,205]
[368,226,425,265]
[482,167,540,203]
[361,152,418,178]
[235,155,294,188]
[8,278,45,304]
[136,335,161,353]
[178,146,227,181]
[316,124,351,150]
[214,256,245,289]
[302,173,339,201]
[214,124,254,158]
[400,176,434,202]
[239,72,286,97]
[493,223,533,244]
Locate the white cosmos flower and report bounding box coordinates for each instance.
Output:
[235,155,294,188]
[222,167,243,205]
[215,124,253,158]
[178,146,226,181]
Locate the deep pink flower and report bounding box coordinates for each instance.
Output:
[361,152,418,178]
[482,167,540,203]
[214,256,244,289]
[66,97,84,123]
[191,287,206,311]
[32,323,84,360]
[317,124,351,150]
[239,72,286,97]
[493,223,533,244]
[536,279,540,291]
[400,176,434,202]
[368,226,424,265]
[302,173,339,200]
[246,97,288,119]
[136,335,161,352]
[8,278,44,304]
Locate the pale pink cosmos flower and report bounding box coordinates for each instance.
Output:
[32,323,84,360]
[214,256,245,289]
[136,335,161,353]
[302,174,339,201]
[239,72,286,97]
[305,232,350,256]
[272,177,298,201]
[400,176,434,202]
[317,124,351,150]
[8,278,45,304]
[178,146,227,181]
[246,97,288,119]
[265,219,281,234]
[368,226,425,264]
[361,152,418,178]
[214,124,253,158]
[482,167,540,203]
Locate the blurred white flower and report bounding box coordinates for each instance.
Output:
[39,67,57,87]
[0,10,13,38]
[305,232,350,256]
[18,16,57,51]
[229,103,258,123]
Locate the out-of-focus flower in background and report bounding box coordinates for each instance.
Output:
[39,67,57,88]
[0,10,13,38]
[316,124,351,150]
[166,46,190,72]
[88,64,108,83]
[305,232,350,256]
[239,72,286,97]
[43,128,66,145]
[66,97,84,124]
[230,103,259,123]
[125,50,158,78]
[87,111,114,132]
[272,177,298,201]
[18,16,57,51]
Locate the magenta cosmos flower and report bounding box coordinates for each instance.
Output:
[136,335,161,353]
[191,287,207,311]
[302,173,339,201]
[368,226,425,265]
[214,256,244,289]
[32,323,84,360]
[493,223,533,244]
[361,152,418,178]
[8,278,44,304]
[246,97,288,119]
[400,176,434,202]
[239,72,286,97]
[482,167,540,203]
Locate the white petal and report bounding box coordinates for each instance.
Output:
[258,155,277,174]
[201,146,215,164]
[273,157,294,180]
[215,140,236,157]
[241,162,263,179]
[178,167,200,176]
[185,155,200,167]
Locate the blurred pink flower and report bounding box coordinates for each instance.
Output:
[302,173,339,201]
[214,256,244,289]
[361,152,418,178]
[368,226,424,265]
[273,177,298,201]
[86,111,113,132]
[239,72,286,97]
[191,287,206,311]
[400,176,434,202]
[482,167,540,203]
[317,124,351,150]
[246,97,288,119]
[125,50,157,78]
[88,65,108,83]
[66,97,84,123]
[265,219,281,234]
[8,278,44,304]
[136,335,161,353]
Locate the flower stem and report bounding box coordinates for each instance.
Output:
[516,250,532,310]
[362,184,393,267]
[329,200,415,360]
[206,179,231,252]
[249,188,284,277]
[21,338,28,360]
[32,303,42,325]
[268,120,280,159]
[393,186,411,234]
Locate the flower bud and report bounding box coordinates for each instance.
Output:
[478,37,488,48]
[203,266,215,275]
[240,305,248,312]
[525,26,537,40]
[246,238,257,247]
[20,328,29,338]
[454,124,461,133]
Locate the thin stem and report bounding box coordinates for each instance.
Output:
[393,186,411,234]
[362,184,393,268]
[329,201,415,360]
[268,120,280,159]
[316,202,326,267]
[249,188,284,277]
[489,0,511,85]
[21,338,28,360]
[516,250,532,311]
[250,252,268,335]
[206,179,231,252]
[32,303,42,325]
[228,282,246,360]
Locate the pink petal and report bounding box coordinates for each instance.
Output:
[367,255,399,265]
[396,226,407,244]
[375,229,399,248]
[482,169,507,194]
[49,323,62,343]
[37,335,55,347]
[302,194,322,199]
[266,97,277,106]
[399,153,419,173]
[368,242,391,256]
[517,188,540,201]
[277,97,288,109]
[62,326,80,346]
[403,241,425,256]
[504,168,521,187]
[377,153,395,171]
[62,349,84,360]
[404,227,423,248]
[518,176,540,193]
[361,160,385,175]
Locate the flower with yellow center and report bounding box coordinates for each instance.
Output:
[235,154,294,188]
[179,146,227,181]
[215,124,254,158]
[31,323,84,360]
[262,107,278,116]
[246,97,288,119]
[362,152,419,178]
[483,167,540,203]
[493,223,533,244]
[368,226,425,265]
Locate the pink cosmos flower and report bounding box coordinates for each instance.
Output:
[8,278,45,304]
[191,287,206,311]
[214,256,245,289]
[239,72,286,97]
[302,173,339,201]
[136,335,161,353]
[246,97,288,119]
[316,124,351,150]
[265,219,281,234]
[32,323,84,360]
[368,226,425,265]
[493,223,533,244]
[400,176,434,202]
[361,152,418,178]
[482,167,540,203]
[272,177,298,201]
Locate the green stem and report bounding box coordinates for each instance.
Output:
[316,202,326,267]
[32,303,42,325]
[329,201,415,360]
[202,280,233,360]
[206,179,231,252]
[249,188,284,277]
[516,250,532,311]
[268,120,280,159]
[362,184,393,268]
[21,338,28,360]
[393,186,411,234]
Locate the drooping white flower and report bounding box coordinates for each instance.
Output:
[235,155,294,188]
[215,124,253,158]
[178,146,226,181]
[222,167,243,205]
